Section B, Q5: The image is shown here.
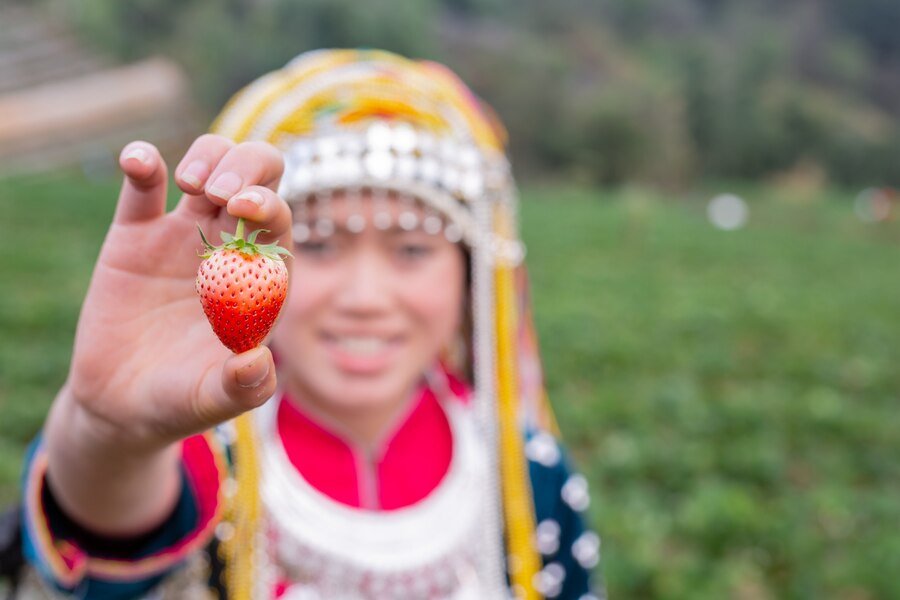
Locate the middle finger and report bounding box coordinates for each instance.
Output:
[204,141,285,206]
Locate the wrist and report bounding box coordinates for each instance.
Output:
[43,398,184,537]
[51,382,170,454]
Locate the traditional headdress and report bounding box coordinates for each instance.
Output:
[211,49,557,599]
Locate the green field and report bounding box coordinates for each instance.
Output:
[1,173,899,598]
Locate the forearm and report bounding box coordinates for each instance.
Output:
[43,385,182,537]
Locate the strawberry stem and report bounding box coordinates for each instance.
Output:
[197,217,292,260]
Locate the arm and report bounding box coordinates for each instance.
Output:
[43,390,183,539]
[20,432,225,597]
[20,136,291,595]
[40,136,289,537]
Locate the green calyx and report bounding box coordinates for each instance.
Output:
[197,218,292,261]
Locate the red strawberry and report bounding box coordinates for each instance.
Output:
[196,218,291,354]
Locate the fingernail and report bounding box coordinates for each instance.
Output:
[236,353,270,388]
[123,146,149,165]
[207,172,243,201]
[231,190,264,207]
[181,161,209,189]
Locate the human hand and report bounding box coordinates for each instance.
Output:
[61,135,292,450]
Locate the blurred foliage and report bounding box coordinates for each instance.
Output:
[3,173,900,597]
[34,0,900,187]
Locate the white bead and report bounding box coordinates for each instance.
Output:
[373,211,392,230]
[366,122,392,150]
[346,214,366,233]
[525,431,561,467]
[561,474,591,512]
[441,166,461,193]
[459,145,481,169]
[338,156,363,181]
[417,132,436,153]
[215,521,235,542]
[440,138,459,161]
[343,135,365,155]
[318,159,340,184]
[292,222,311,243]
[391,123,418,154]
[419,157,441,184]
[572,531,601,569]
[315,136,340,158]
[506,240,526,265]
[315,219,335,237]
[310,162,325,186]
[535,519,561,555]
[290,165,313,191]
[423,215,443,235]
[461,170,484,199]
[545,562,566,581]
[398,211,419,231]
[289,140,314,162]
[364,151,394,179]
[215,421,236,445]
[533,562,566,598]
[444,223,463,243]
[222,477,239,499]
[396,155,417,180]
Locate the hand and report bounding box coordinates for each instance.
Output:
[64,135,292,449]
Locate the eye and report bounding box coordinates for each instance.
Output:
[396,243,434,260]
[295,239,336,257]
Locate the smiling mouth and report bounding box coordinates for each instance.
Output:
[321,333,403,374]
[334,336,391,355]
[323,333,403,354]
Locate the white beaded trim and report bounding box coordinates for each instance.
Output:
[252,391,495,597]
[275,124,525,266]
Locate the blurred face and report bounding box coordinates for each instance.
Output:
[271,192,466,419]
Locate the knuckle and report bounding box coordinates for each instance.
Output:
[242,141,284,166]
[197,133,234,148]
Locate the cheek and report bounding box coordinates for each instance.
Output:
[275,267,328,334]
[406,255,466,341]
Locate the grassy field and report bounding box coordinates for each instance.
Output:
[1,173,899,598]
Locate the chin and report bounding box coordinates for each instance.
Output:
[306,368,418,410]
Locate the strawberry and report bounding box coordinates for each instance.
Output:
[196,218,291,354]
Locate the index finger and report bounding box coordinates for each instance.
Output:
[173,134,236,196]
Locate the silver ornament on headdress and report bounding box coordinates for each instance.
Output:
[279,123,522,268]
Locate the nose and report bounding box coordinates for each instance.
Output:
[333,250,392,315]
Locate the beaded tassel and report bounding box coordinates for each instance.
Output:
[494,206,543,600]
[220,413,263,600]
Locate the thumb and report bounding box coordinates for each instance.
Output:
[114,141,169,225]
[194,346,277,429]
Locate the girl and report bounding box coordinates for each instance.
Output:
[15,49,602,599]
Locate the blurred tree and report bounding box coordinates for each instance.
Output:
[829,0,900,63]
[31,0,900,186]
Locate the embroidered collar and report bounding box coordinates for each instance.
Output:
[275,374,463,510]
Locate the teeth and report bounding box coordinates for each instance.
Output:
[336,336,387,355]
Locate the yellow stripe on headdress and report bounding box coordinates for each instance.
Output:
[211,48,505,154]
